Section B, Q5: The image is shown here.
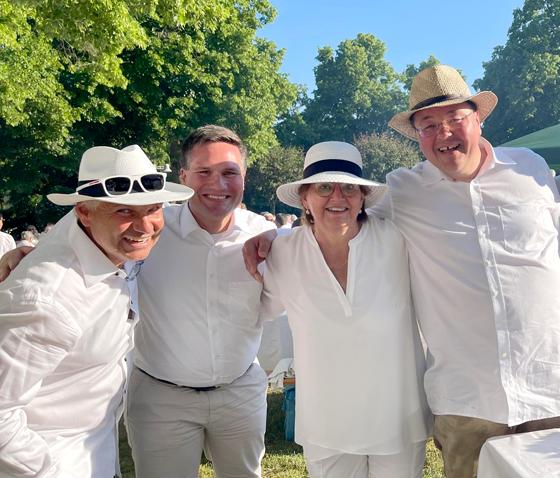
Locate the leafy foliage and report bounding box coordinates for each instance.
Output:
[0,0,297,231]
[474,0,560,144]
[355,132,422,183]
[244,145,303,214]
[301,34,406,147]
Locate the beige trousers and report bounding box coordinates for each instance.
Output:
[126,363,268,478]
[305,441,426,478]
[433,414,560,478]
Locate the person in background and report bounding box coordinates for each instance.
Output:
[0,144,193,477]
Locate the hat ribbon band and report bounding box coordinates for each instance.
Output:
[412,94,468,111]
[303,159,362,179]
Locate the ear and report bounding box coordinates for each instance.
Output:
[179,168,189,186]
[74,202,94,229]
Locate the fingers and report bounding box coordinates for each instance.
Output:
[242,240,263,282]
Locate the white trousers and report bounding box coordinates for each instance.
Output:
[305,441,426,478]
[126,363,268,478]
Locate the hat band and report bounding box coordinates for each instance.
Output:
[412,94,468,111]
[303,159,362,179]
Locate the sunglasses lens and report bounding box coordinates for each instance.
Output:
[105,177,132,195]
[141,174,165,191]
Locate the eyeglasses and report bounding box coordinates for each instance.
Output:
[312,182,362,197]
[415,110,475,138]
[76,173,166,197]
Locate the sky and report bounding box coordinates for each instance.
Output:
[258,0,525,93]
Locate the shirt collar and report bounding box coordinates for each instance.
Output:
[421,137,516,186]
[68,215,123,287]
[178,203,253,238]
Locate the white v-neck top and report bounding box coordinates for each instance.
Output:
[261,216,431,456]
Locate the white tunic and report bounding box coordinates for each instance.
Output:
[261,216,431,457]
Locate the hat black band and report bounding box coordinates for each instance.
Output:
[303,159,362,179]
[412,94,467,111]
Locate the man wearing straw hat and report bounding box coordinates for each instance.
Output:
[0,145,193,477]
[381,65,560,477]
[242,64,560,478]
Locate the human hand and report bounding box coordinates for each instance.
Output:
[0,246,34,282]
[242,229,278,282]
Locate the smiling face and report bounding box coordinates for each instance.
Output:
[75,201,164,266]
[179,141,245,233]
[300,183,364,236]
[413,102,486,182]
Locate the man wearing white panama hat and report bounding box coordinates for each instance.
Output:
[381,65,560,477]
[0,144,193,477]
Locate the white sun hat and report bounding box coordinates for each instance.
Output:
[276,141,387,209]
[389,64,498,141]
[48,145,194,206]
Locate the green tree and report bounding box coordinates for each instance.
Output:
[244,145,303,214]
[355,132,422,183]
[302,34,406,146]
[474,0,560,144]
[0,0,297,230]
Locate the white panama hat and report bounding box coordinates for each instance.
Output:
[276,141,387,209]
[48,145,194,206]
[389,64,498,141]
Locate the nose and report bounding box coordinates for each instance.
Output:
[132,214,155,235]
[329,184,345,199]
[436,121,453,138]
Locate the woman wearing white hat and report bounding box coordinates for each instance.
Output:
[259,141,431,478]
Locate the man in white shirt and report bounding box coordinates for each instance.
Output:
[0,213,16,257]
[0,145,193,477]
[244,65,560,478]
[126,125,275,478]
[380,65,560,478]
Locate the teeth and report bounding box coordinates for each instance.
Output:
[125,237,149,243]
[327,207,347,212]
[438,144,459,152]
[206,194,227,199]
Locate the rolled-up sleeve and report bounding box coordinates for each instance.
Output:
[0,295,80,477]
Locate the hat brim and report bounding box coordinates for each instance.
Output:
[388,91,498,141]
[47,181,194,206]
[276,171,387,209]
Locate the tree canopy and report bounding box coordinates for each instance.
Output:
[474,0,560,144]
[0,0,297,230]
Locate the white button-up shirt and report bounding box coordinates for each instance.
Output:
[373,139,560,426]
[261,217,431,456]
[0,231,16,257]
[0,216,138,477]
[135,204,275,387]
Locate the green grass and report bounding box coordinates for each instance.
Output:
[119,391,443,477]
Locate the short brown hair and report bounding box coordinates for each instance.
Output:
[180,125,247,169]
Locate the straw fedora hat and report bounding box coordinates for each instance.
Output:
[48,145,194,206]
[389,64,498,141]
[276,141,387,209]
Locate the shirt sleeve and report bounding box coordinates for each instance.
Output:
[0,297,81,477]
[260,265,286,321]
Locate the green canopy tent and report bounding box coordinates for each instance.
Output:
[500,123,560,170]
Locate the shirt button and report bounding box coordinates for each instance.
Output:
[501,353,507,359]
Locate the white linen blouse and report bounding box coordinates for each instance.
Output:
[261,215,431,458]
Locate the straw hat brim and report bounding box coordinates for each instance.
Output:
[276,171,387,209]
[47,181,194,206]
[389,91,498,141]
